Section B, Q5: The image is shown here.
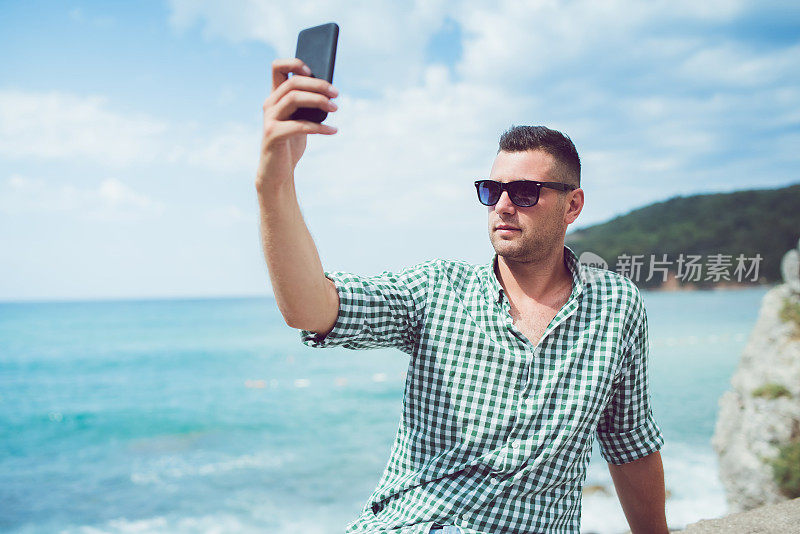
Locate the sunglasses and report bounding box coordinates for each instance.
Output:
[474,179,577,207]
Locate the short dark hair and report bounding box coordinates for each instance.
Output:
[497,125,581,188]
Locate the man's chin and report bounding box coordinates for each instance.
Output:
[490,240,525,259]
[490,236,555,263]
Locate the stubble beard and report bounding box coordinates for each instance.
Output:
[489,213,567,265]
[490,230,550,264]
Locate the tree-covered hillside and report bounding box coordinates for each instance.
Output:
[565,183,800,289]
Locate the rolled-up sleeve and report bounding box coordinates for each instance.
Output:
[298,260,437,355]
[596,294,665,464]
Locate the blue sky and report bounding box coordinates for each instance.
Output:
[1,0,799,301]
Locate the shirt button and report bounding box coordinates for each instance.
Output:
[512,439,520,449]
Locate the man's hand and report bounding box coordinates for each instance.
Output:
[608,451,669,534]
[256,57,339,190]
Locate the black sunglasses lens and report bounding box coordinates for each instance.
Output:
[508,182,539,206]
[476,181,500,205]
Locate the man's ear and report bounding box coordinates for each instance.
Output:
[564,188,584,225]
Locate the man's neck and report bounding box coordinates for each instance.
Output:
[495,245,572,304]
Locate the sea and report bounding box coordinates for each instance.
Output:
[0,285,772,533]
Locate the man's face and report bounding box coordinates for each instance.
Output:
[486,149,576,263]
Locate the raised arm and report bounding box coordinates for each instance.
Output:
[255,57,341,335]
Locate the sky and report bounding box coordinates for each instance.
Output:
[1,0,799,301]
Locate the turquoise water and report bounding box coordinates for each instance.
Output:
[0,287,771,533]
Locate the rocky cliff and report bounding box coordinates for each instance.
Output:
[711,238,800,512]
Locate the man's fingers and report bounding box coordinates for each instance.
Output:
[271,58,311,92]
[270,120,338,141]
[262,58,338,151]
[297,120,337,134]
[266,74,338,108]
[269,89,338,121]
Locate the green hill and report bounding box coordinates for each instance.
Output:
[565,183,800,289]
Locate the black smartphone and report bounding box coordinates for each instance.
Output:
[289,22,339,123]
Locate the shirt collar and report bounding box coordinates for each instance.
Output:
[484,244,588,304]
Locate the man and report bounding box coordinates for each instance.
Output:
[257,57,668,534]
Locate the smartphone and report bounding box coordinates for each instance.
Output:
[289,22,339,123]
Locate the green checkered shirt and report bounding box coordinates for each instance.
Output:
[300,245,664,534]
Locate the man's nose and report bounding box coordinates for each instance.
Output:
[493,190,516,214]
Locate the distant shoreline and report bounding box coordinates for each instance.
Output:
[1,283,778,304]
[644,281,775,293]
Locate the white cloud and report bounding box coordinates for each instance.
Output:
[0,90,261,174]
[168,0,454,93]
[205,205,256,226]
[166,121,260,174]
[68,7,115,28]
[678,42,800,88]
[216,85,240,107]
[1,174,165,221]
[0,90,167,166]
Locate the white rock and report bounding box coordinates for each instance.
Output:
[781,248,800,293]
[712,283,800,513]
